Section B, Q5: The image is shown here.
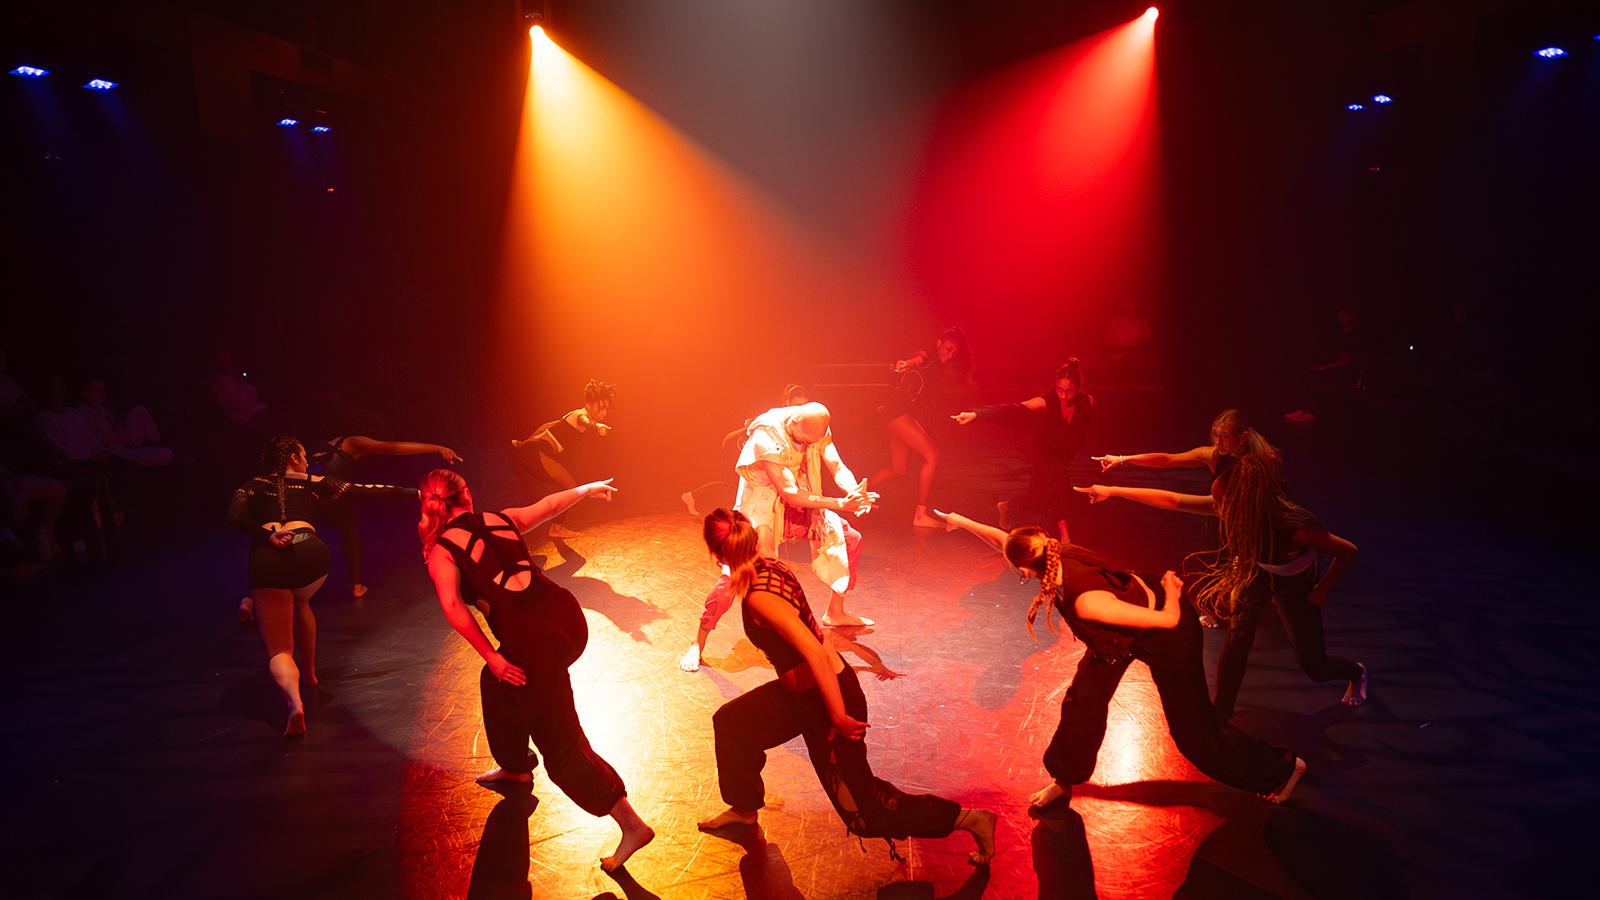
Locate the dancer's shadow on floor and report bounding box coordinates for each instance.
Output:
[1029,805,1096,900]
[542,540,667,643]
[957,574,1063,710]
[466,788,539,900]
[875,867,991,899]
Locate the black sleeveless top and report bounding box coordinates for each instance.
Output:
[310,436,358,480]
[1054,559,1161,660]
[741,557,825,676]
[439,511,587,667]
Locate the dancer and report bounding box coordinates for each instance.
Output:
[1092,407,1282,489]
[872,327,976,528]
[511,379,615,540]
[936,510,1307,808]
[953,358,1093,542]
[696,508,997,865]
[418,469,654,872]
[680,383,810,519]
[1075,453,1366,719]
[235,434,460,622]
[679,402,877,673]
[228,436,418,736]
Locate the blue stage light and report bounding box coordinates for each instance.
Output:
[1534,47,1567,59]
[1346,103,1365,111]
[9,65,49,77]
[277,118,300,127]
[1372,94,1392,104]
[84,78,118,91]
[310,125,331,133]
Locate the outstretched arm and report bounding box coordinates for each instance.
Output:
[1075,484,1216,516]
[322,478,421,503]
[500,478,617,533]
[1295,528,1358,606]
[343,435,462,464]
[513,417,567,452]
[426,548,525,685]
[1093,445,1214,472]
[934,510,1009,552]
[952,395,1048,427]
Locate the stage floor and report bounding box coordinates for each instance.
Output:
[5,456,1597,899]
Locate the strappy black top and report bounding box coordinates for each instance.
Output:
[741,557,826,676]
[438,510,587,667]
[1054,560,1162,661]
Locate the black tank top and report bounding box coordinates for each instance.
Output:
[741,557,825,676]
[439,511,587,667]
[1054,559,1160,660]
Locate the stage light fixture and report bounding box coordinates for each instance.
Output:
[1346,103,1365,111]
[310,125,331,133]
[9,65,49,77]
[1371,94,1392,104]
[277,117,300,127]
[1534,47,1567,59]
[83,78,117,91]
[1144,6,1159,19]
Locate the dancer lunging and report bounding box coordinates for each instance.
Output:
[1076,453,1366,718]
[696,508,997,865]
[418,469,653,872]
[937,510,1306,808]
[953,358,1093,542]
[229,436,418,736]
[872,327,975,528]
[511,379,615,540]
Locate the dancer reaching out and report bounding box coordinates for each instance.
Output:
[1075,453,1366,718]
[1091,407,1283,489]
[229,436,419,736]
[936,509,1306,809]
[418,469,654,873]
[696,508,997,866]
[953,358,1093,542]
[872,327,976,528]
[511,379,615,540]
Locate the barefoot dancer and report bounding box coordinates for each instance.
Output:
[1076,453,1367,718]
[872,327,975,528]
[418,469,653,872]
[696,508,997,865]
[953,359,1093,543]
[228,436,419,736]
[511,379,615,540]
[937,510,1307,808]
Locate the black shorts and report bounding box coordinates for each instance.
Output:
[247,528,331,590]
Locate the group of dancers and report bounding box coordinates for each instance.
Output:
[224,351,1366,877]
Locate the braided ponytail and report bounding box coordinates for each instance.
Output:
[1005,526,1134,637]
[261,436,301,522]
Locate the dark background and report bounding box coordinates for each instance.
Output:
[4,0,1596,506]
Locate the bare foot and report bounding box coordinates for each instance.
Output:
[958,807,997,866]
[1341,663,1368,707]
[475,767,534,784]
[302,671,319,689]
[821,613,875,628]
[680,491,699,517]
[351,583,368,599]
[678,643,702,673]
[1265,756,1307,804]
[549,523,582,540]
[284,707,306,737]
[996,500,1010,530]
[600,821,656,872]
[1028,781,1069,811]
[697,807,759,832]
[237,596,254,624]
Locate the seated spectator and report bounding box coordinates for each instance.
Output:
[77,377,173,468]
[37,376,122,527]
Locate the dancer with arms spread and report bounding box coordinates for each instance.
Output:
[419,469,654,872]
[511,379,615,540]
[937,509,1306,808]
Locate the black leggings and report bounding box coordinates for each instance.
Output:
[1044,606,1294,795]
[1213,567,1363,720]
[479,663,625,817]
[712,665,961,840]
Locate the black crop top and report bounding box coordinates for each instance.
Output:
[1053,559,1162,660]
[438,511,583,663]
[228,474,417,537]
[741,557,825,676]
[309,436,358,480]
